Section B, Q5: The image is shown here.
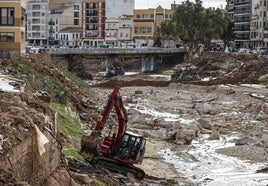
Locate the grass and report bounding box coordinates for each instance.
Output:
[61,147,83,161]
[52,102,84,149]
[91,178,106,186]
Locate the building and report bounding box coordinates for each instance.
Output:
[226,0,255,48]
[81,0,105,47]
[133,6,173,47]
[49,3,81,47]
[59,27,82,47]
[106,0,134,19]
[0,0,27,58]
[250,3,262,48]
[105,18,119,46]
[118,15,133,47]
[105,15,133,47]
[26,0,50,46]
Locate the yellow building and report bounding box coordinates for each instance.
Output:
[0,0,26,58]
[133,6,173,47]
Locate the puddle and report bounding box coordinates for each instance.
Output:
[158,134,268,186]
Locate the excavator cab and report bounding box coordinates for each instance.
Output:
[115,131,146,164]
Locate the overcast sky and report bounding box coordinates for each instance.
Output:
[135,0,226,9]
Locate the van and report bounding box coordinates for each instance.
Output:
[29,47,40,54]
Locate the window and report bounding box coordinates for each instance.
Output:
[74,12,79,17]
[0,32,14,42]
[74,19,79,25]
[134,27,139,34]
[74,5,79,10]
[0,8,14,25]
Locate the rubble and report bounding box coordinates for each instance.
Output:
[0,51,268,185]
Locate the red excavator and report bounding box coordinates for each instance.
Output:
[80,86,146,179]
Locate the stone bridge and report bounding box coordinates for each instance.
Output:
[49,47,186,78]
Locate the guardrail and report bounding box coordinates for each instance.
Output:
[48,47,186,55]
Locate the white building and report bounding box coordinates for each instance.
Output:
[49,3,81,47]
[59,27,82,47]
[106,0,134,19]
[27,0,50,46]
[105,18,119,46]
[118,15,133,47]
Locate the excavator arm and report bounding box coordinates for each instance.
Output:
[94,86,127,145]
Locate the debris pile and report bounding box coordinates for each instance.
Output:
[171,53,268,85]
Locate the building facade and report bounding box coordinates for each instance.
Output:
[81,0,105,47]
[106,0,134,19]
[27,0,50,46]
[49,3,81,47]
[133,6,173,47]
[0,0,27,57]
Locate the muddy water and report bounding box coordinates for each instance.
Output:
[158,134,268,186]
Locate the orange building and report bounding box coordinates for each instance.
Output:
[133,6,173,47]
[0,0,26,58]
[81,0,106,47]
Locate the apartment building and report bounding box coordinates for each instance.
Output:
[133,6,173,47]
[105,18,118,46]
[118,15,133,47]
[81,0,105,47]
[49,3,81,47]
[250,2,263,48]
[0,0,27,58]
[233,0,252,48]
[27,0,50,46]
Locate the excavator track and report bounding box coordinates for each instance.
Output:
[94,156,145,179]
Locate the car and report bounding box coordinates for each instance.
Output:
[256,47,267,55]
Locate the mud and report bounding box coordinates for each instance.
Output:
[0,52,268,185]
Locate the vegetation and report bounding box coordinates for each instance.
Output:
[6,56,92,160]
[52,103,83,144]
[62,147,83,160]
[91,179,106,186]
[155,0,234,49]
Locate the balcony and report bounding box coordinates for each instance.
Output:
[234,10,251,15]
[234,1,250,6]
[233,27,250,31]
[49,29,55,33]
[49,21,55,25]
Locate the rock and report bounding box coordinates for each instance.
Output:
[258,74,268,83]
[197,118,212,130]
[134,90,143,94]
[208,128,220,140]
[260,134,268,148]
[70,172,91,185]
[235,137,256,146]
[168,121,200,145]
[194,102,212,114]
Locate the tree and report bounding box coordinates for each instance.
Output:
[156,0,234,50]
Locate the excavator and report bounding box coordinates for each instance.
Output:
[80,86,146,179]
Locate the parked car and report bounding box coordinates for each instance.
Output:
[255,47,267,55]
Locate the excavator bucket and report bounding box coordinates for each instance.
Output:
[80,131,102,162]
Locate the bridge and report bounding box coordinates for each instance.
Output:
[49,47,186,77]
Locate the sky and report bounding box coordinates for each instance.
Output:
[135,0,226,9]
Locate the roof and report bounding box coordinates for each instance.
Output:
[59,27,82,33]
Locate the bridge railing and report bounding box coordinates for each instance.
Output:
[47,47,186,55]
